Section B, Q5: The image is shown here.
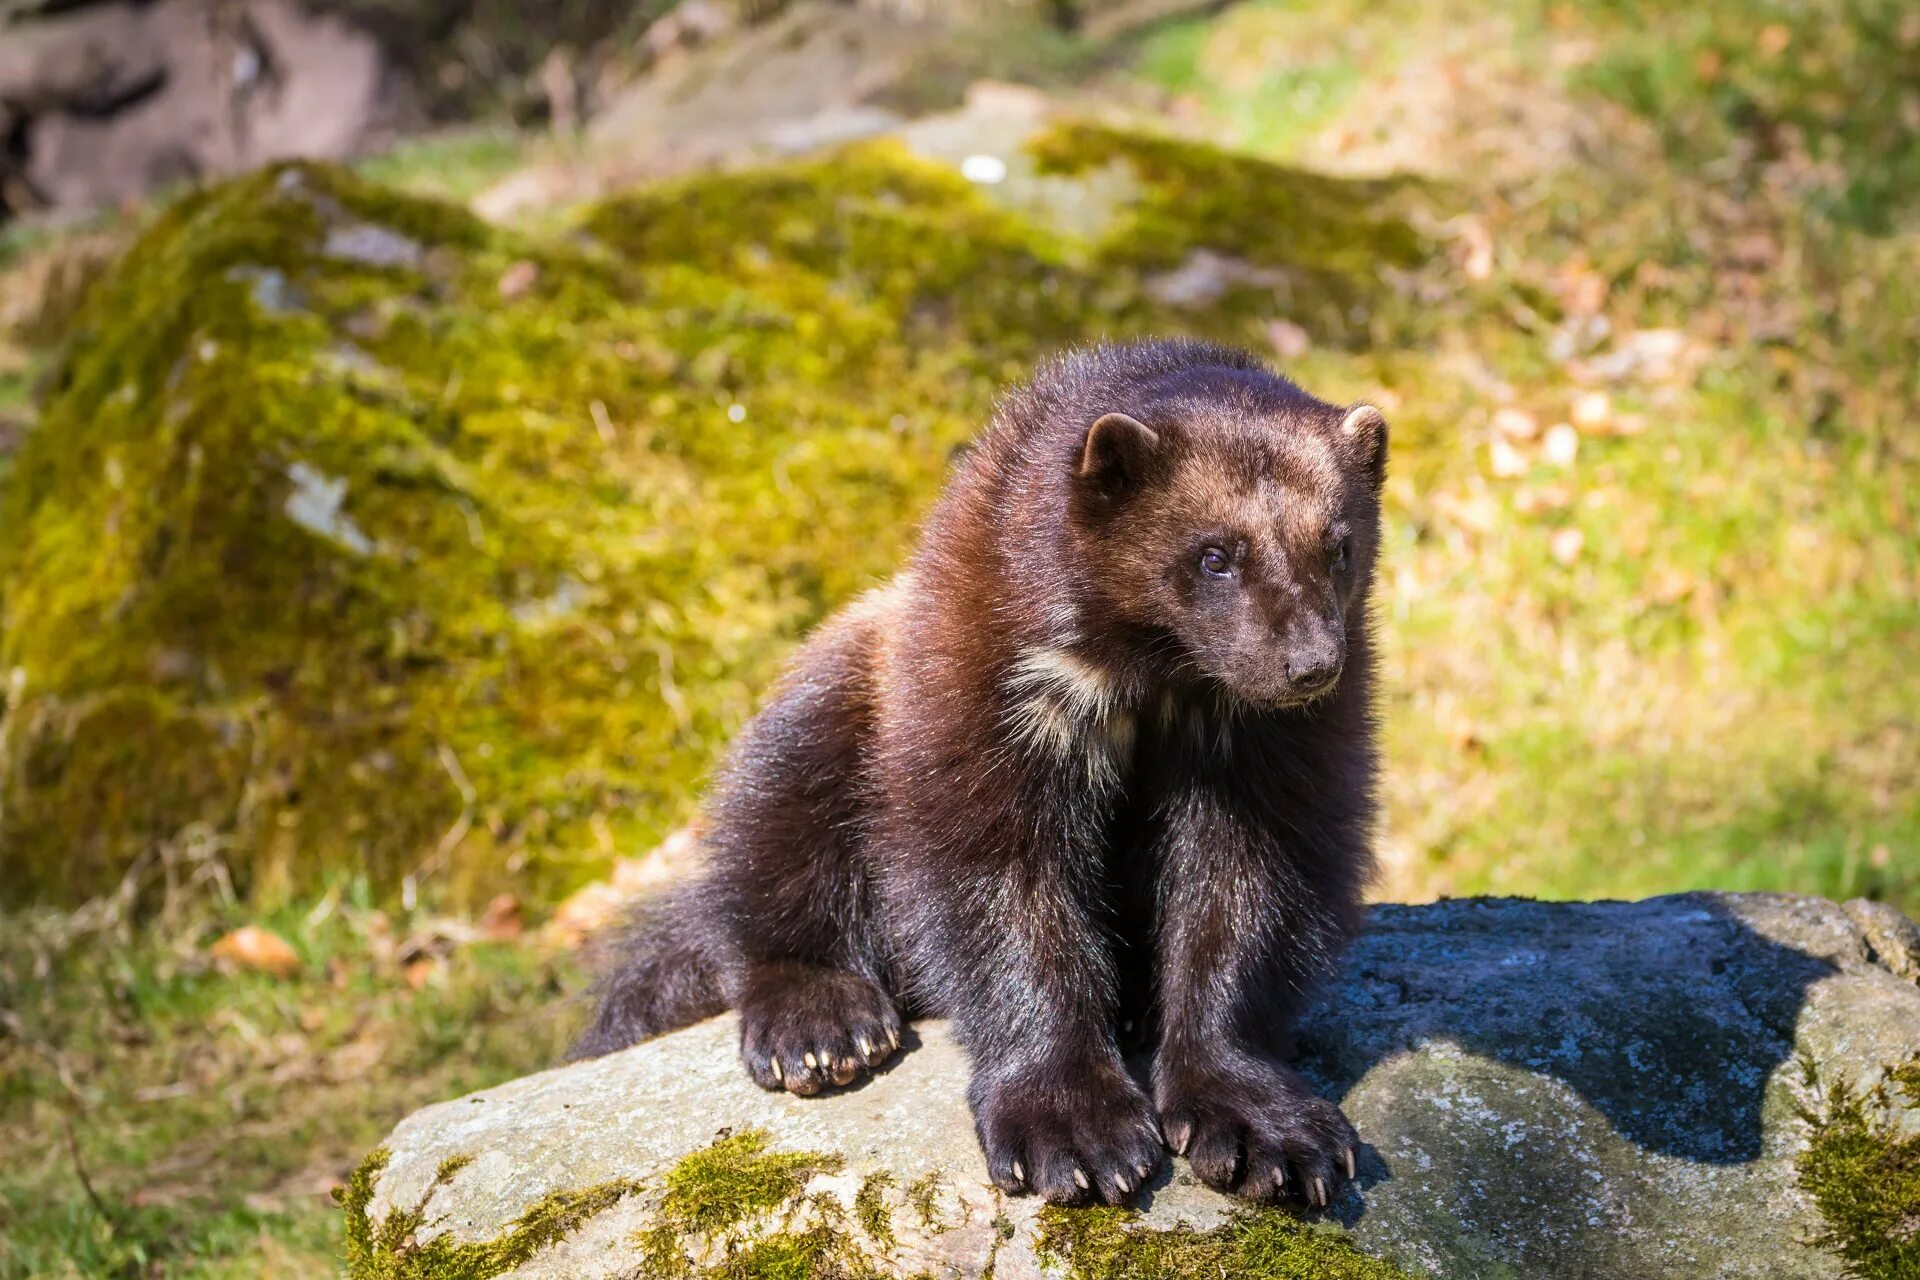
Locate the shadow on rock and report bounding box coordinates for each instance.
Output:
[1298,894,1837,1168]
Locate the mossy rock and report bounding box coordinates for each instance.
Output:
[348,893,1920,1278]
[0,124,1429,906]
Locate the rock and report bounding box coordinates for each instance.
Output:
[585,2,920,184]
[0,0,385,213]
[0,127,1425,905]
[350,892,1920,1278]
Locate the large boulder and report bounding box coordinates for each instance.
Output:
[0,125,1424,906]
[347,892,1920,1278]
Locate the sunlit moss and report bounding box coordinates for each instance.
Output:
[904,1172,946,1232]
[854,1170,897,1247]
[632,1131,903,1280]
[1795,1054,1920,1279]
[1036,1204,1424,1280]
[340,1147,642,1280]
[0,128,1426,908]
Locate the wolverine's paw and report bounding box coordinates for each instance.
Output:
[739,965,902,1097]
[975,1059,1166,1207]
[1157,1061,1360,1209]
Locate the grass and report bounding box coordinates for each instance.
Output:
[1124,0,1920,907]
[0,0,1916,1274]
[0,866,581,1278]
[354,128,537,205]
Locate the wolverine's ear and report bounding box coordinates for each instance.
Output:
[1339,404,1389,486]
[1078,412,1161,495]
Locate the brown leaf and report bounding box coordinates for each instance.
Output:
[403,957,439,990]
[480,893,523,942]
[208,926,301,978]
[1489,438,1528,478]
[1492,407,1541,441]
[1543,423,1580,468]
[1570,391,1612,430]
[1456,218,1494,281]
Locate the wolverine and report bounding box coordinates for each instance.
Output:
[572,338,1386,1210]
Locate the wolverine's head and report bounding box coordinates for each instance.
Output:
[1066,361,1387,708]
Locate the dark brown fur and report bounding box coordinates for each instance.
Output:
[572,339,1386,1209]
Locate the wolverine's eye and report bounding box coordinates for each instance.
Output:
[1332,536,1351,573]
[1199,546,1234,578]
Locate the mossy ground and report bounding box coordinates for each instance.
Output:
[1,0,1917,1275]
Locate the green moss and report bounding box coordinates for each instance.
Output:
[0,128,1427,908]
[1796,1054,1920,1279]
[635,1131,916,1279]
[853,1171,896,1247]
[1036,1204,1423,1280]
[339,1146,643,1280]
[1027,121,1432,348]
[654,1131,843,1238]
[904,1172,945,1232]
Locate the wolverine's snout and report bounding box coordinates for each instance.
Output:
[1284,644,1344,697]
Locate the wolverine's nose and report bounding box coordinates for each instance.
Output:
[1284,646,1344,695]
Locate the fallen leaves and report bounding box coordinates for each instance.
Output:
[208,926,301,978]
[1489,437,1528,478]
[1454,216,1495,281]
[1542,422,1580,468]
[1492,407,1541,441]
[480,893,523,942]
[543,824,703,947]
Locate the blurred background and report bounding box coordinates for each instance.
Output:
[0,0,1914,1273]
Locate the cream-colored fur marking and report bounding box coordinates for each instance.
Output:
[1004,646,1133,786]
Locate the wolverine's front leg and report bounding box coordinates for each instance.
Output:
[701,600,906,1097]
[1149,780,1364,1208]
[881,768,1165,1206]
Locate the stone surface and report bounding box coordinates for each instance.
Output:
[358,891,1920,1278]
[0,0,385,212]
